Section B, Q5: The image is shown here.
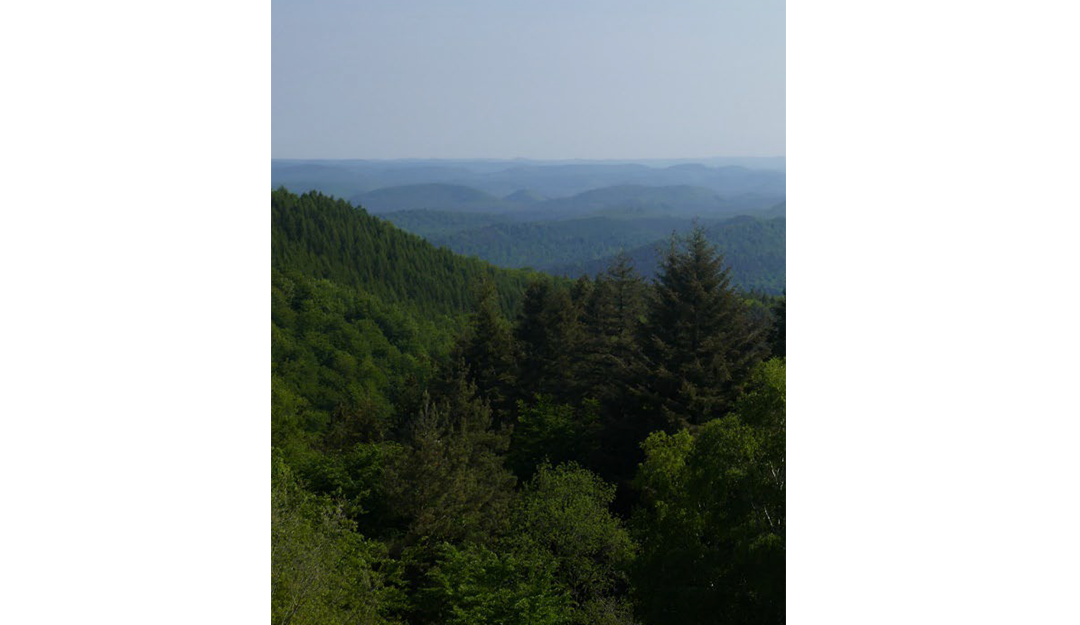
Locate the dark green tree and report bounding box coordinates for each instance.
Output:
[389,371,516,549]
[579,253,646,405]
[637,226,768,429]
[514,279,583,404]
[632,359,785,625]
[452,279,518,421]
[507,396,601,481]
[423,543,572,625]
[510,463,638,625]
[768,296,786,358]
[272,453,401,625]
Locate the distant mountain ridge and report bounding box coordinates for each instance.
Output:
[354,182,779,219]
[272,158,785,200]
[409,215,705,270]
[351,183,508,213]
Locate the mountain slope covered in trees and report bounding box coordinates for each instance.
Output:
[404,216,699,270]
[272,188,537,316]
[271,189,786,625]
[553,216,786,294]
[380,210,786,294]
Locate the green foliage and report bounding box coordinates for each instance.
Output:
[270,189,784,624]
[511,464,638,624]
[632,359,786,624]
[513,279,584,404]
[768,296,786,358]
[271,454,401,625]
[424,216,695,270]
[271,269,450,460]
[637,226,769,428]
[508,397,601,481]
[578,254,646,403]
[560,216,786,295]
[272,188,535,317]
[297,441,406,537]
[423,543,573,625]
[451,279,518,420]
[388,372,517,547]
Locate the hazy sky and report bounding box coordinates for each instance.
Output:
[272,0,784,159]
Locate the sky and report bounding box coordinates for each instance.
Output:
[272,0,784,160]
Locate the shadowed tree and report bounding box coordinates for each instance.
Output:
[452,279,518,422]
[632,359,785,625]
[514,279,583,405]
[636,226,768,430]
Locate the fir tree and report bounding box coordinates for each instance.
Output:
[453,279,518,421]
[579,253,646,405]
[513,279,583,405]
[637,226,767,429]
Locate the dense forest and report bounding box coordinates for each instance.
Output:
[381,211,785,294]
[550,215,786,294]
[272,189,786,625]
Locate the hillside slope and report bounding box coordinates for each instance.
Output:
[272,188,537,316]
[418,215,700,269]
[350,183,516,214]
[552,216,786,294]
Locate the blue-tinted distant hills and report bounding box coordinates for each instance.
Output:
[351,182,778,220]
[272,158,784,200]
[351,183,509,213]
[550,215,786,294]
[272,158,785,293]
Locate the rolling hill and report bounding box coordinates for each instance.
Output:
[551,216,786,294]
[272,158,785,201]
[271,188,539,316]
[350,183,515,214]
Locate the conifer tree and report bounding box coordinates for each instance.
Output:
[637,226,767,429]
[579,253,646,404]
[453,279,517,421]
[578,254,649,491]
[513,279,583,404]
[390,370,516,548]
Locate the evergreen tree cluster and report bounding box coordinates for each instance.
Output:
[272,188,537,317]
[271,190,787,624]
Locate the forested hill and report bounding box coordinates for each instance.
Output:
[553,215,786,294]
[272,188,537,316]
[272,187,786,625]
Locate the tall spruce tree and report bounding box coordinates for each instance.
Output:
[637,226,767,429]
[513,279,583,405]
[579,253,646,404]
[453,279,517,422]
[576,254,651,491]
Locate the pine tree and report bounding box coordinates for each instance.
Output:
[637,226,767,429]
[391,369,517,548]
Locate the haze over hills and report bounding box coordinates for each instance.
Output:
[551,215,787,294]
[352,183,509,214]
[273,157,786,294]
[355,182,777,220]
[272,158,785,201]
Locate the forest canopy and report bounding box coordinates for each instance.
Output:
[271,190,786,625]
